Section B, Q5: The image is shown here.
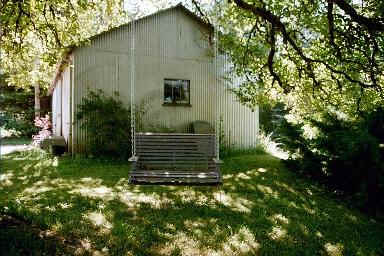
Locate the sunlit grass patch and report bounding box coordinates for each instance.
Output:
[0,148,383,255]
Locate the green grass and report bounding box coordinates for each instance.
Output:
[0,148,384,255]
[220,144,267,158]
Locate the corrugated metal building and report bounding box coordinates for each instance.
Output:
[50,4,259,154]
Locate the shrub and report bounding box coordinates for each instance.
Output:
[276,110,384,215]
[76,89,146,159]
[0,80,48,137]
[259,102,287,134]
[0,111,38,137]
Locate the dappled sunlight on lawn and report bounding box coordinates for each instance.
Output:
[1,149,384,255]
[0,172,14,187]
[118,190,171,208]
[213,192,254,213]
[256,184,279,199]
[274,181,299,195]
[23,181,55,195]
[324,242,344,256]
[171,189,210,206]
[85,211,113,234]
[269,213,289,225]
[153,226,260,256]
[268,226,288,240]
[71,178,115,201]
[219,227,260,255]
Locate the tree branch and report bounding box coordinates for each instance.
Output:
[242,21,258,68]
[331,0,384,32]
[231,0,378,91]
[327,1,342,58]
[267,25,284,90]
[191,0,211,24]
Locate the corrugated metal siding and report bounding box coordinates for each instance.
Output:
[53,80,62,136]
[51,58,72,151]
[52,85,57,135]
[71,7,258,152]
[61,65,71,145]
[217,55,259,148]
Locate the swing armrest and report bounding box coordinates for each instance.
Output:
[212,158,223,165]
[129,156,140,162]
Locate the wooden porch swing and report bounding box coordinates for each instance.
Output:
[128,133,222,185]
[128,11,222,185]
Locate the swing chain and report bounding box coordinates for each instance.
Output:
[130,17,136,157]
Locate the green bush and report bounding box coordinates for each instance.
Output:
[0,86,38,137]
[276,110,384,215]
[0,111,38,137]
[259,102,287,134]
[76,89,146,159]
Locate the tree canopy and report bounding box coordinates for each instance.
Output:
[0,0,130,91]
[194,0,384,117]
[2,0,383,117]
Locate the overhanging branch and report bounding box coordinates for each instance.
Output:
[191,0,211,24]
[231,0,378,91]
[331,0,384,32]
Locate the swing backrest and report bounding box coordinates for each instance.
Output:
[135,133,216,171]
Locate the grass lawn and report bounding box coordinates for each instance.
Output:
[0,149,383,255]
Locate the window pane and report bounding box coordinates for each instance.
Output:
[182,81,189,104]
[164,79,190,104]
[164,81,173,103]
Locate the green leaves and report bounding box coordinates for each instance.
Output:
[0,0,128,90]
[75,89,148,158]
[76,89,131,158]
[275,109,384,213]
[212,0,384,117]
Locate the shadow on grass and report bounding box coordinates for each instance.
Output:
[0,149,384,255]
[0,214,68,256]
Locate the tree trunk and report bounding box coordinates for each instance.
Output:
[34,83,40,118]
[33,58,41,118]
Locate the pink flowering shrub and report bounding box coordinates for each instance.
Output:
[32,114,52,146]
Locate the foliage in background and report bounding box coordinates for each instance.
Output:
[0,112,37,138]
[0,76,38,137]
[206,0,384,117]
[32,115,52,147]
[259,102,287,135]
[75,89,147,159]
[0,0,129,91]
[276,109,384,215]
